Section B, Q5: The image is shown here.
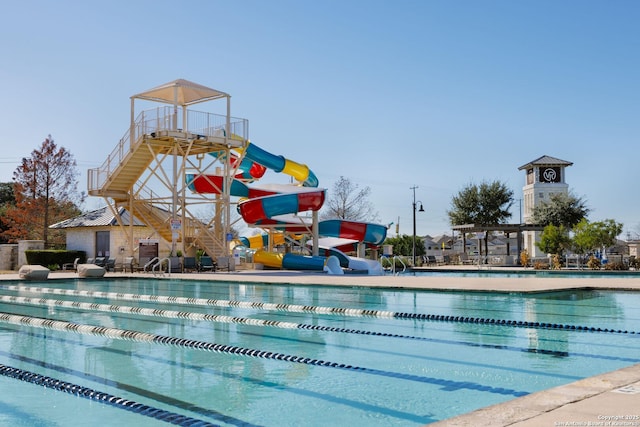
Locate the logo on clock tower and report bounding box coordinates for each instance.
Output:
[538,167,561,183]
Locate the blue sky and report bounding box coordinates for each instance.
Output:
[1,0,639,239]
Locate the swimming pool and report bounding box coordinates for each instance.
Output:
[407,268,640,279]
[1,278,639,426]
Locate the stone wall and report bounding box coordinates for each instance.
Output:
[0,244,18,270]
[17,240,45,269]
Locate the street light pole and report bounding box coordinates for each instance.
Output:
[411,186,424,266]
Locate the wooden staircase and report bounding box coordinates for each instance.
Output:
[88,122,242,258]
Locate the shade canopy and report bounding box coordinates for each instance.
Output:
[131,79,229,107]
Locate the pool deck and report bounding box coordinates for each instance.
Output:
[2,266,640,426]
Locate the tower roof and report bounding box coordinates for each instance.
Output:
[131,79,229,107]
[518,155,573,170]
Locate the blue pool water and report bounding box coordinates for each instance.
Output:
[1,278,639,426]
[407,269,640,278]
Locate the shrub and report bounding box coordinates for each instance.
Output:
[25,250,86,268]
[586,256,601,270]
[604,261,628,271]
[534,261,550,270]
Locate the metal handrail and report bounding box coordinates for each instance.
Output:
[380,255,406,275]
[87,106,249,192]
[153,257,170,276]
[143,257,159,273]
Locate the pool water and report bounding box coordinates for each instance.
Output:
[407,269,640,278]
[1,278,639,426]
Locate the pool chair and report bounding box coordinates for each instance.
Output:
[121,256,135,273]
[198,256,217,272]
[94,257,106,267]
[19,265,50,280]
[62,258,80,271]
[458,252,475,265]
[183,257,197,273]
[105,257,117,272]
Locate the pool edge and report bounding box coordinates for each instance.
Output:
[428,363,640,426]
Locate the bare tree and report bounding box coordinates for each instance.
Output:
[2,135,85,246]
[321,176,380,222]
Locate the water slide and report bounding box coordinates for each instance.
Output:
[253,250,326,270]
[189,142,386,273]
[208,149,267,182]
[238,233,285,249]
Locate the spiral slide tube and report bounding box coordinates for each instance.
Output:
[252,250,327,270]
[0,311,529,397]
[244,143,318,187]
[186,174,275,199]
[319,219,388,246]
[237,189,325,225]
[208,149,267,181]
[237,233,285,249]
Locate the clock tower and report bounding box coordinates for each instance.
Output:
[518,155,573,257]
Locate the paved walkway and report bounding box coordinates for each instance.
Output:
[2,267,640,426]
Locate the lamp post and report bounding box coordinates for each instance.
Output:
[411,186,425,266]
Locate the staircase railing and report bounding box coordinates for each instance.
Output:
[88,106,248,193]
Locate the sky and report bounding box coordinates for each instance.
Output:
[1,0,639,239]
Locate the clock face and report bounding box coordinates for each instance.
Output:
[538,167,561,183]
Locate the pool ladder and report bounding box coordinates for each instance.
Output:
[380,256,406,275]
[142,257,171,276]
[152,257,172,276]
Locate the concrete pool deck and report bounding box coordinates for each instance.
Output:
[2,266,640,426]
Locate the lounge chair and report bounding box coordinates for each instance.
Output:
[94,257,106,267]
[122,256,135,273]
[105,257,116,272]
[198,256,217,272]
[62,258,80,271]
[77,264,106,278]
[183,257,197,273]
[216,256,233,272]
[19,265,50,280]
[459,252,475,265]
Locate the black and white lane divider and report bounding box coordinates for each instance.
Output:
[0,311,528,397]
[2,284,638,335]
[1,284,396,317]
[0,294,301,329]
[0,363,219,426]
[7,295,638,361]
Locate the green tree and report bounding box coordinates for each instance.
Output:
[0,182,16,243]
[0,182,14,205]
[384,234,425,259]
[532,192,589,228]
[447,180,514,258]
[2,135,85,246]
[572,219,623,256]
[537,224,571,256]
[321,176,379,222]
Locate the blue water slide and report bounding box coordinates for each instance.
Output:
[245,143,285,172]
[282,253,326,270]
[244,143,319,187]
